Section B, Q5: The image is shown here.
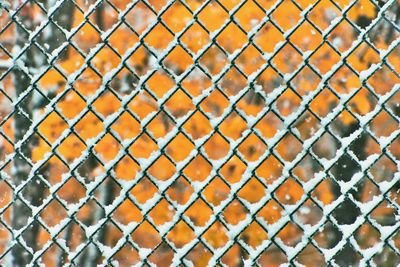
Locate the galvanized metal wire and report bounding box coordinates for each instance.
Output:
[0,0,399,266]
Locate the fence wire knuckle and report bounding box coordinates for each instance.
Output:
[0,0,399,266]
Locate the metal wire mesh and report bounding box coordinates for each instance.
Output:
[0,0,399,266]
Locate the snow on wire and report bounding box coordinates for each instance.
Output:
[0,0,399,266]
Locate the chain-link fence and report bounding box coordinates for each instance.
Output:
[0,0,399,266]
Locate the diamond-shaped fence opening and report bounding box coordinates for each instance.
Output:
[0,0,399,266]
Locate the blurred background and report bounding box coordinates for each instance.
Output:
[0,0,399,266]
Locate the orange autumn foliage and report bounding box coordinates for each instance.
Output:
[0,0,398,266]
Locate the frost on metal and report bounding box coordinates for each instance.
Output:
[0,0,398,266]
